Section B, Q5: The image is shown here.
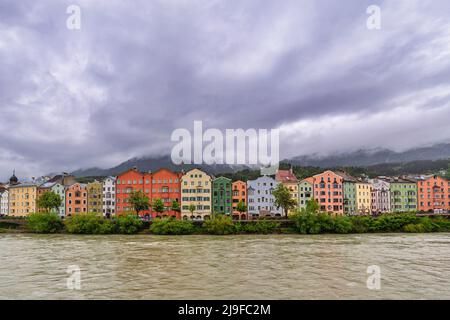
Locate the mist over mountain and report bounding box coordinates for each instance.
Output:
[71,155,254,177]
[70,143,450,177]
[287,143,450,168]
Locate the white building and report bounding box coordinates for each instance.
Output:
[102,177,116,217]
[247,176,282,218]
[369,178,391,213]
[0,190,8,216]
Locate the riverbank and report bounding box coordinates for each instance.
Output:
[2,212,450,236]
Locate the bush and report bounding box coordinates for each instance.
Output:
[332,216,353,234]
[349,216,374,233]
[114,214,143,234]
[371,214,420,232]
[203,215,235,235]
[242,220,281,234]
[149,218,195,235]
[431,218,450,232]
[65,213,114,234]
[291,212,335,234]
[27,212,63,233]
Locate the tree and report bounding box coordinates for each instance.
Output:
[445,163,450,179]
[273,184,297,218]
[171,200,181,213]
[188,203,196,217]
[128,190,150,216]
[236,201,247,219]
[37,191,62,212]
[152,198,165,216]
[305,199,320,214]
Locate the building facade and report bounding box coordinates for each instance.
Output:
[212,177,232,215]
[381,177,418,213]
[116,168,152,216]
[87,181,103,214]
[312,171,344,215]
[369,178,391,214]
[8,183,38,217]
[180,168,212,220]
[102,177,116,217]
[232,180,247,219]
[298,178,314,211]
[151,168,182,219]
[337,172,357,215]
[355,181,372,215]
[247,176,282,218]
[417,175,450,213]
[275,169,298,214]
[51,183,66,217]
[0,190,8,216]
[65,183,88,215]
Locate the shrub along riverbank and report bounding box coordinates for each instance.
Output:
[4,211,450,235]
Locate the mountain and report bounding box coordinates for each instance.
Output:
[71,155,254,177]
[287,143,450,167]
[70,143,450,177]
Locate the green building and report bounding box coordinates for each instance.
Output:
[337,172,357,215]
[212,177,232,215]
[298,178,314,210]
[385,177,418,212]
[51,183,66,217]
[87,181,103,214]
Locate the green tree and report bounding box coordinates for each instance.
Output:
[236,201,247,217]
[445,163,450,179]
[188,203,196,217]
[152,198,165,216]
[171,200,181,213]
[273,184,297,218]
[305,199,320,214]
[37,191,62,212]
[128,190,150,216]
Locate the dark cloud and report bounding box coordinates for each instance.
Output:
[1,0,450,179]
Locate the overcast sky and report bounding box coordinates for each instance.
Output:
[1,0,450,180]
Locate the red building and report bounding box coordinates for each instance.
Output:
[417,175,450,213]
[151,168,182,219]
[115,167,182,218]
[312,170,344,215]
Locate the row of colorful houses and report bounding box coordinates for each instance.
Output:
[1,167,450,219]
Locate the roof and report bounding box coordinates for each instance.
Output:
[377,176,417,183]
[275,169,298,183]
[335,171,358,182]
[300,177,314,184]
[39,182,56,188]
[8,183,38,188]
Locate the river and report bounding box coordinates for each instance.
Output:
[1,233,449,299]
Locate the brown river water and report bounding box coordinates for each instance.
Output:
[1,233,450,299]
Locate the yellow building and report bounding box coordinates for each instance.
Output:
[87,180,103,214]
[356,181,372,215]
[275,169,299,214]
[181,168,212,220]
[8,183,38,217]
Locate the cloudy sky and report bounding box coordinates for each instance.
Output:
[1,0,450,180]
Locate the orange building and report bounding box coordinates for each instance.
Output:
[312,170,344,215]
[232,180,247,220]
[115,167,182,218]
[417,175,450,213]
[151,168,182,219]
[65,183,87,215]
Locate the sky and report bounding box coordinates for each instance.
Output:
[1,0,450,180]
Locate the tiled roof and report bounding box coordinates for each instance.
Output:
[275,169,298,183]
